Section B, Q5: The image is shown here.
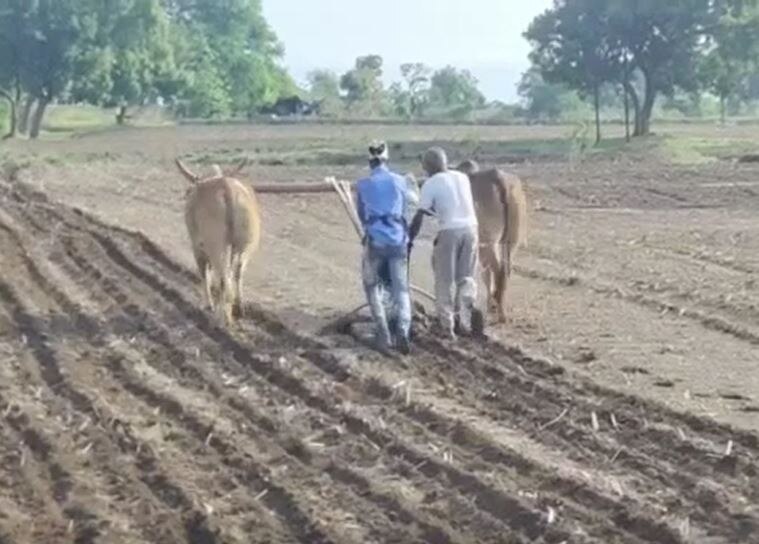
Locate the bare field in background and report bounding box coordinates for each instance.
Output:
[0,122,758,543]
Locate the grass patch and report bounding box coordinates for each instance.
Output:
[183,131,637,170]
[0,101,9,136]
[43,105,116,134]
[662,135,759,164]
[187,144,360,169]
[38,105,174,139]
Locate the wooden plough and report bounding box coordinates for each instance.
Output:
[325,176,435,301]
[251,175,435,332]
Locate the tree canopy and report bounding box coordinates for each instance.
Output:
[428,66,486,115]
[0,0,294,138]
[525,0,759,138]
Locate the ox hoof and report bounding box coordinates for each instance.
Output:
[232,302,244,320]
[471,309,486,338]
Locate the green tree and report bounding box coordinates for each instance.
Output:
[525,0,618,142]
[399,62,431,117]
[158,0,290,116]
[525,0,755,137]
[699,11,759,123]
[0,1,32,137]
[308,69,339,100]
[169,28,230,117]
[387,82,410,118]
[1,0,99,138]
[71,0,174,124]
[307,69,341,115]
[340,54,385,113]
[0,0,295,134]
[388,63,431,119]
[517,67,585,122]
[428,66,485,115]
[606,0,748,135]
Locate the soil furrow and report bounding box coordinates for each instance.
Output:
[2,195,476,543]
[0,417,68,543]
[423,335,758,481]
[0,395,100,544]
[0,211,335,543]
[28,193,754,543]
[516,263,759,346]
[52,216,538,543]
[411,337,759,541]
[0,276,221,543]
[36,201,577,542]
[2,165,759,543]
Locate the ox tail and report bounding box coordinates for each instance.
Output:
[505,176,528,256]
[247,188,262,254]
[219,180,236,322]
[491,172,510,319]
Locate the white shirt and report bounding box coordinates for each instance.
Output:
[419,170,478,231]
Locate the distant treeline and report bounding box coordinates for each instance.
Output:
[0,0,294,138]
[4,0,759,140]
[522,0,759,141]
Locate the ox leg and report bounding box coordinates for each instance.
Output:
[494,243,512,323]
[195,253,215,311]
[204,264,216,312]
[232,252,249,320]
[219,272,234,326]
[479,244,498,316]
[210,252,233,326]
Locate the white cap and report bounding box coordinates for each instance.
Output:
[368,140,389,161]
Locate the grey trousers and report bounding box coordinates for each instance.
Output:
[432,226,478,332]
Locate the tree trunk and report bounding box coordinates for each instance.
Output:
[622,58,631,143]
[593,83,601,145]
[720,95,726,125]
[116,104,128,125]
[18,96,35,135]
[0,89,16,139]
[623,83,630,143]
[29,99,49,140]
[639,69,656,137]
[640,91,655,136]
[623,81,642,137]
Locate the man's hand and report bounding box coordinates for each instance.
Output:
[408,209,426,246]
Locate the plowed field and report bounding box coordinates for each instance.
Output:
[1,123,758,543]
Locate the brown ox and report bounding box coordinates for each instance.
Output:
[456,160,527,323]
[175,159,261,326]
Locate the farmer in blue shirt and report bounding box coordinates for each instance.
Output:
[355,141,417,354]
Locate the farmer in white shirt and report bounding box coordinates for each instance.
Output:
[409,147,481,339]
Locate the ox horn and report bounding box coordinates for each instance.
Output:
[175,159,199,184]
[225,158,249,178]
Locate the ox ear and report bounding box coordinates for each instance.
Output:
[472,145,482,161]
[225,158,249,178]
[175,159,199,184]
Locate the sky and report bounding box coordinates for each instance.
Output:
[262,0,554,103]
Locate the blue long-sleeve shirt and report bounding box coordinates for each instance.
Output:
[356,165,417,248]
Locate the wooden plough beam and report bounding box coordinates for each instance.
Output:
[252,182,341,194]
